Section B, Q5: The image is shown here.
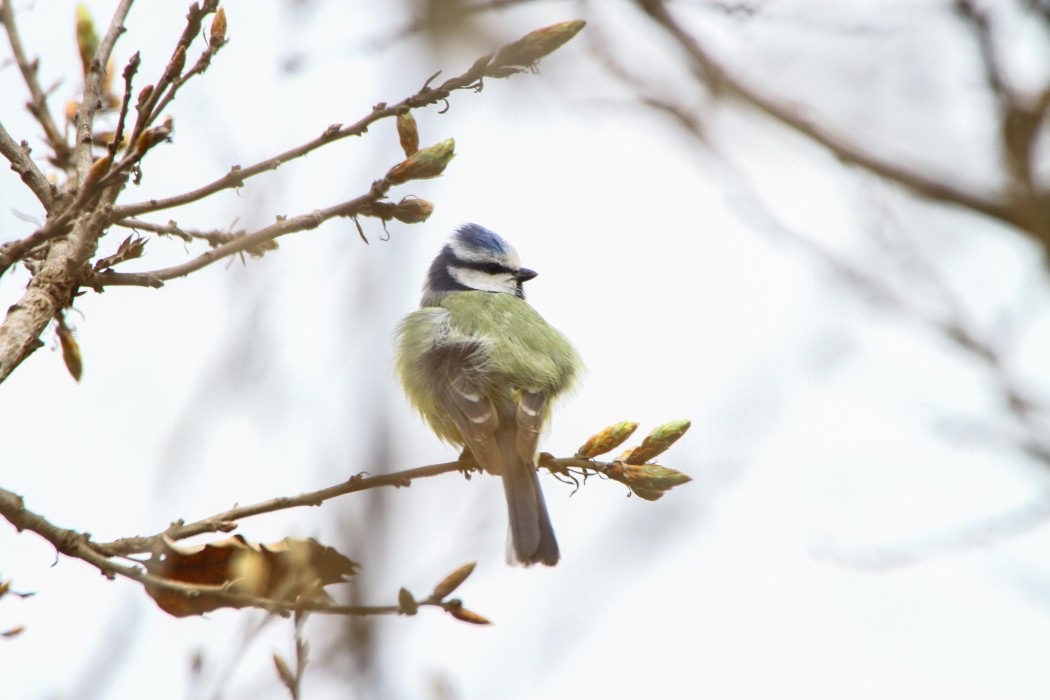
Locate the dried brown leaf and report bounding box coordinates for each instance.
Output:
[143,535,359,617]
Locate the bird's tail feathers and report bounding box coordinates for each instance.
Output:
[497,427,559,566]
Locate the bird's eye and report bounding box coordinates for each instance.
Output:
[484,263,503,274]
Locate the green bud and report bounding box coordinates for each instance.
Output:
[623,419,691,464]
[575,421,639,459]
[76,4,99,77]
[491,20,586,69]
[607,461,692,500]
[387,138,455,184]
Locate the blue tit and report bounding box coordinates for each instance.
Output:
[395,223,582,566]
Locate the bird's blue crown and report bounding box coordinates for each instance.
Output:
[451,223,511,257]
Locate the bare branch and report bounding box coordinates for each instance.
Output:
[0,485,455,619]
[111,56,496,221]
[107,52,141,159]
[98,452,649,557]
[0,119,54,207]
[632,0,1022,229]
[0,0,72,166]
[92,180,391,288]
[114,216,238,245]
[99,459,473,555]
[72,0,135,178]
[128,0,221,148]
[955,0,1046,204]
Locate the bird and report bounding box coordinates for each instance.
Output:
[395,223,582,566]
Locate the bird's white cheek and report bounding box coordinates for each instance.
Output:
[448,266,515,294]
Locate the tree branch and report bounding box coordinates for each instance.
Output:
[99,459,473,555]
[0,119,54,207]
[0,485,458,619]
[91,179,392,288]
[111,57,493,221]
[96,452,641,557]
[633,0,1023,229]
[1,450,640,619]
[0,0,72,166]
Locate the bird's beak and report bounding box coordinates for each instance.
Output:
[515,267,538,282]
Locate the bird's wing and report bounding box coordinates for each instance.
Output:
[428,343,502,472]
[515,390,546,463]
[427,344,558,566]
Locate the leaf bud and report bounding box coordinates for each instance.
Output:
[75,4,99,77]
[576,421,639,459]
[430,562,475,601]
[491,20,586,69]
[397,587,418,615]
[210,8,227,48]
[386,138,455,184]
[392,196,434,224]
[623,419,691,465]
[396,112,419,157]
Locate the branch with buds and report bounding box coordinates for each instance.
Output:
[0,2,584,386]
[0,417,690,622]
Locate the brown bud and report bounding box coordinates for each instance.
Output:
[168,45,187,81]
[136,84,154,111]
[83,154,111,190]
[396,112,419,157]
[392,197,434,224]
[65,100,80,124]
[447,601,491,625]
[55,319,82,382]
[430,562,476,601]
[398,587,418,615]
[133,117,174,156]
[210,8,227,48]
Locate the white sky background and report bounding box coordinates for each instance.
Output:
[3,0,1050,698]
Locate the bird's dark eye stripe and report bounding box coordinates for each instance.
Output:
[458,260,513,274]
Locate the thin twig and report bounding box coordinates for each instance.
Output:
[91,180,391,288]
[107,52,141,159]
[111,54,494,221]
[0,0,72,165]
[0,119,53,208]
[126,0,219,150]
[633,0,1021,229]
[114,217,239,245]
[99,459,474,555]
[98,453,627,556]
